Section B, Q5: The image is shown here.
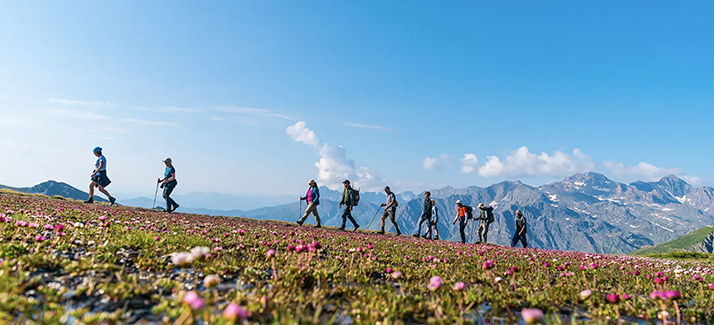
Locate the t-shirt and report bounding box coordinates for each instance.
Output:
[307,188,313,203]
[385,192,397,211]
[164,166,176,179]
[457,206,468,217]
[95,155,107,172]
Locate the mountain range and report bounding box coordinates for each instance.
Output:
[0,180,107,203]
[3,173,713,254]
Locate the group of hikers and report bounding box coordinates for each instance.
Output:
[297,179,529,248]
[83,147,179,213]
[84,147,528,247]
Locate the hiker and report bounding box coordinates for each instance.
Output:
[511,210,528,248]
[297,179,321,228]
[158,158,179,213]
[338,180,360,231]
[413,191,433,239]
[427,199,440,240]
[85,147,116,205]
[452,200,469,243]
[477,203,495,243]
[378,186,401,235]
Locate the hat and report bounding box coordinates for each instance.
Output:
[342,180,350,184]
[478,203,485,208]
[93,147,102,153]
[163,158,172,163]
[384,186,390,191]
[455,200,462,204]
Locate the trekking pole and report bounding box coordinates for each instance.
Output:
[366,207,383,230]
[299,199,302,220]
[152,182,159,209]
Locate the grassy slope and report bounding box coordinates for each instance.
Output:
[631,226,714,255]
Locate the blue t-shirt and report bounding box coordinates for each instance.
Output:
[164,166,176,179]
[95,155,107,172]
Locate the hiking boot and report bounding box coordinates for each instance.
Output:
[396,229,401,236]
[353,224,360,232]
[109,197,116,206]
[173,204,180,211]
[338,226,346,231]
[313,224,322,228]
[412,234,419,238]
[84,198,93,204]
[296,220,304,226]
[434,236,440,240]
[377,229,385,235]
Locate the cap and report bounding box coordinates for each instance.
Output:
[455,200,462,204]
[478,203,485,208]
[342,180,350,184]
[163,157,172,163]
[384,186,390,191]
[93,147,102,153]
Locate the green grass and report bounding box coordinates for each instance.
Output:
[631,226,714,255]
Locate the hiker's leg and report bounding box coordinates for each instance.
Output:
[460,220,466,243]
[483,223,490,243]
[340,208,349,228]
[347,209,358,227]
[477,224,483,242]
[380,211,388,230]
[426,218,432,238]
[88,181,96,197]
[521,234,528,248]
[298,203,312,223]
[433,222,439,239]
[312,205,321,225]
[388,211,400,233]
[98,185,111,198]
[511,233,519,247]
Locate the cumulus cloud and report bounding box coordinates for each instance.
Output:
[460,153,479,173]
[477,146,595,177]
[423,157,438,170]
[286,121,320,147]
[286,121,383,190]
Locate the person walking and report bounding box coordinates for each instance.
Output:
[428,199,440,240]
[413,191,433,239]
[477,203,495,243]
[158,158,180,213]
[452,200,469,243]
[85,147,116,205]
[338,180,360,232]
[378,186,401,235]
[511,210,528,248]
[297,179,321,228]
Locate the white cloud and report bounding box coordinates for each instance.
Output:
[477,146,595,177]
[601,161,700,184]
[137,106,201,113]
[214,106,291,120]
[345,123,390,131]
[208,116,224,121]
[41,109,109,120]
[118,118,179,127]
[286,121,320,147]
[423,157,437,170]
[286,121,383,190]
[48,98,112,107]
[460,153,479,173]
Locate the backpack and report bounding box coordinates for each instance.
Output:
[484,208,495,223]
[465,206,474,220]
[352,188,361,206]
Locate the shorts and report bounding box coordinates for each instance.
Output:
[92,171,112,187]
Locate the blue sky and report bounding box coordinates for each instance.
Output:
[0,1,712,197]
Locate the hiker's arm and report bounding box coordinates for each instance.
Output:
[166,172,176,182]
[91,161,104,177]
